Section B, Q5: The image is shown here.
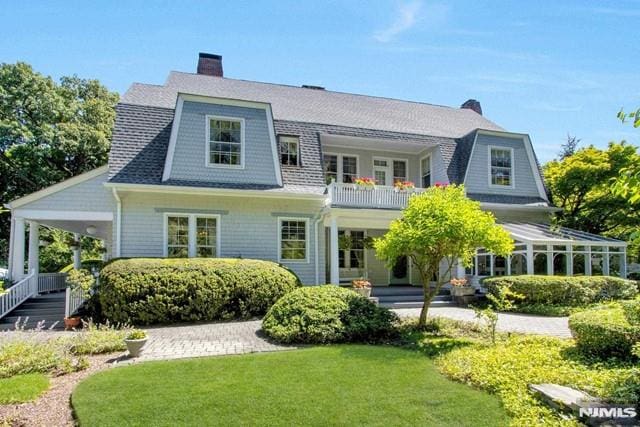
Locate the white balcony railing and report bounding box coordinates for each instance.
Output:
[0,269,37,320]
[327,182,425,209]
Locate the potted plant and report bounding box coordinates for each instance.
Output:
[124,329,148,357]
[354,177,376,190]
[351,278,372,298]
[393,180,415,192]
[450,277,475,297]
[64,316,81,330]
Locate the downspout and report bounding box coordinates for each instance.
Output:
[111,188,122,258]
[313,204,330,285]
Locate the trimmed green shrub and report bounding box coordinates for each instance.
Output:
[483,275,637,307]
[621,299,640,325]
[262,286,398,344]
[569,307,640,358]
[60,259,104,273]
[99,258,300,325]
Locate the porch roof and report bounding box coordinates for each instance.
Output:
[500,222,626,247]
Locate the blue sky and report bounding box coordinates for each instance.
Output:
[1,0,638,162]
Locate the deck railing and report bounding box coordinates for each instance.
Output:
[0,269,37,320]
[38,273,68,293]
[328,183,425,209]
[65,285,87,318]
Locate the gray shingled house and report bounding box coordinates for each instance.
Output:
[4,53,627,307]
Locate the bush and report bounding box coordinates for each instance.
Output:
[67,321,128,355]
[569,307,640,359]
[483,275,638,307]
[262,286,398,344]
[0,339,83,378]
[60,259,104,273]
[99,258,300,325]
[66,269,95,293]
[620,299,640,325]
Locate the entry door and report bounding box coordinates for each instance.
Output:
[373,158,392,186]
[390,256,409,285]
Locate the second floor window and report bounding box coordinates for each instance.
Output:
[323,154,358,184]
[490,147,513,187]
[208,117,243,167]
[279,136,299,166]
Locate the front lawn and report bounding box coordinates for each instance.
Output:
[0,373,49,404]
[72,345,509,427]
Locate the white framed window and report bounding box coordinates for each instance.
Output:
[371,157,408,186]
[278,135,300,166]
[164,213,221,258]
[392,160,408,184]
[323,153,358,184]
[206,116,245,168]
[420,154,432,188]
[278,217,309,263]
[489,146,514,187]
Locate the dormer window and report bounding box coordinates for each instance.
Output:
[489,147,513,187]
[279,135,300,166]
[206,116,244,168]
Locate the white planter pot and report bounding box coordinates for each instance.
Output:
[353,287,372,298]
[125,338,148,357]
[451,286,475,297]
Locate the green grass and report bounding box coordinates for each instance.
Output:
[72,345,509,427]
[0,373,49,404]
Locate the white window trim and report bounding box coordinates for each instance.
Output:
[277,217,310,264]
[278,135,301,166]
[205,115,246,169]
[419,154,433,188]
[163,213,221,258]
[487,145,515,189]
[323,152,359,183]
[371,157,409,186]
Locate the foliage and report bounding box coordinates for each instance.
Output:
[436,333,639,425]
[0,62,118,266]
[543,141,640,260]
[125,330,147,340]
[568,306,640,359]
[375,184,513,327]
[473,286,523,344]
[71,346,509,427]
[39,228,104,273]
[262,286,398,344]
[483,275,638,307]
[67,321,128,355]
[0,338,84,378]
[99,258,301,325]
[620,299,640,325]
[60,259,104,273]
[558,134,581,160]
[66,268,95,297]
[0,373,49,404]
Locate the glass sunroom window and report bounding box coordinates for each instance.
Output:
[490,148,512,186]
[196,217,217,257]
[167,216,189,257]
[209,118,242,166]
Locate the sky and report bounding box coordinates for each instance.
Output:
[1,0,638,162]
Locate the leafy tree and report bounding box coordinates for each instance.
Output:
[558,134,581,160]
[374,184,513,328]
[614,107,640,204]
[0,62,118,266]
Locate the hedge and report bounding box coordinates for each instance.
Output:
[262,286,398,344]
[621,299,640,325]
[568,307,640,359]
[99,258,300,325]
[483,275,638,306]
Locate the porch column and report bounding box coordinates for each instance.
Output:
[73,233,81,270]
[546,244,553,275]
[329,216,339,285]
[526,244,534,274]
[489,254,494,276]
[567,245,573,276]
[603,248,610,276]
[27,221,39,284]
[506,255,511,275]
[585,246,592,276]
[454,258,466,279]
[10,217,26,280]
[621,248,627,278]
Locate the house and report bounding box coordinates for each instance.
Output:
[4,53,628,293]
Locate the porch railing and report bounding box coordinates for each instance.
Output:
[38,273,68,293]
[328,182,425,209]
[65,285,87,318]
[0,269,37,320]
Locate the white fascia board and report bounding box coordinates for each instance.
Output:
[6,166,108,209]
[104,182,326,200]
[12,209,113,221]
[480,202,560,212]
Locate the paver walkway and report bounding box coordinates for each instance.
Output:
[395,306,572,338]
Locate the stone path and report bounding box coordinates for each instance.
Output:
[394,306,572,338]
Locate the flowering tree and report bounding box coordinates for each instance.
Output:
[374,184,513,328]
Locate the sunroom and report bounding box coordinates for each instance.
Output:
[470,222,627,280]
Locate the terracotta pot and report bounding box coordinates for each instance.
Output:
[64,316,81,330]
[125,338,148,358]
[352,287,372,298]
[451,286,475,297]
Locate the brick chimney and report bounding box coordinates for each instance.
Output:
[461,99,482,115]
[197,53,223,77]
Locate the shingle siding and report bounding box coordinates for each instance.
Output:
[168,101,280,185]
[119,192,325,284]
[464,133,541,197]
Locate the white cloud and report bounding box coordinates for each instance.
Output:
[374,1,423,43]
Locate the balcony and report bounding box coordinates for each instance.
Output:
[327,182,426,209]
